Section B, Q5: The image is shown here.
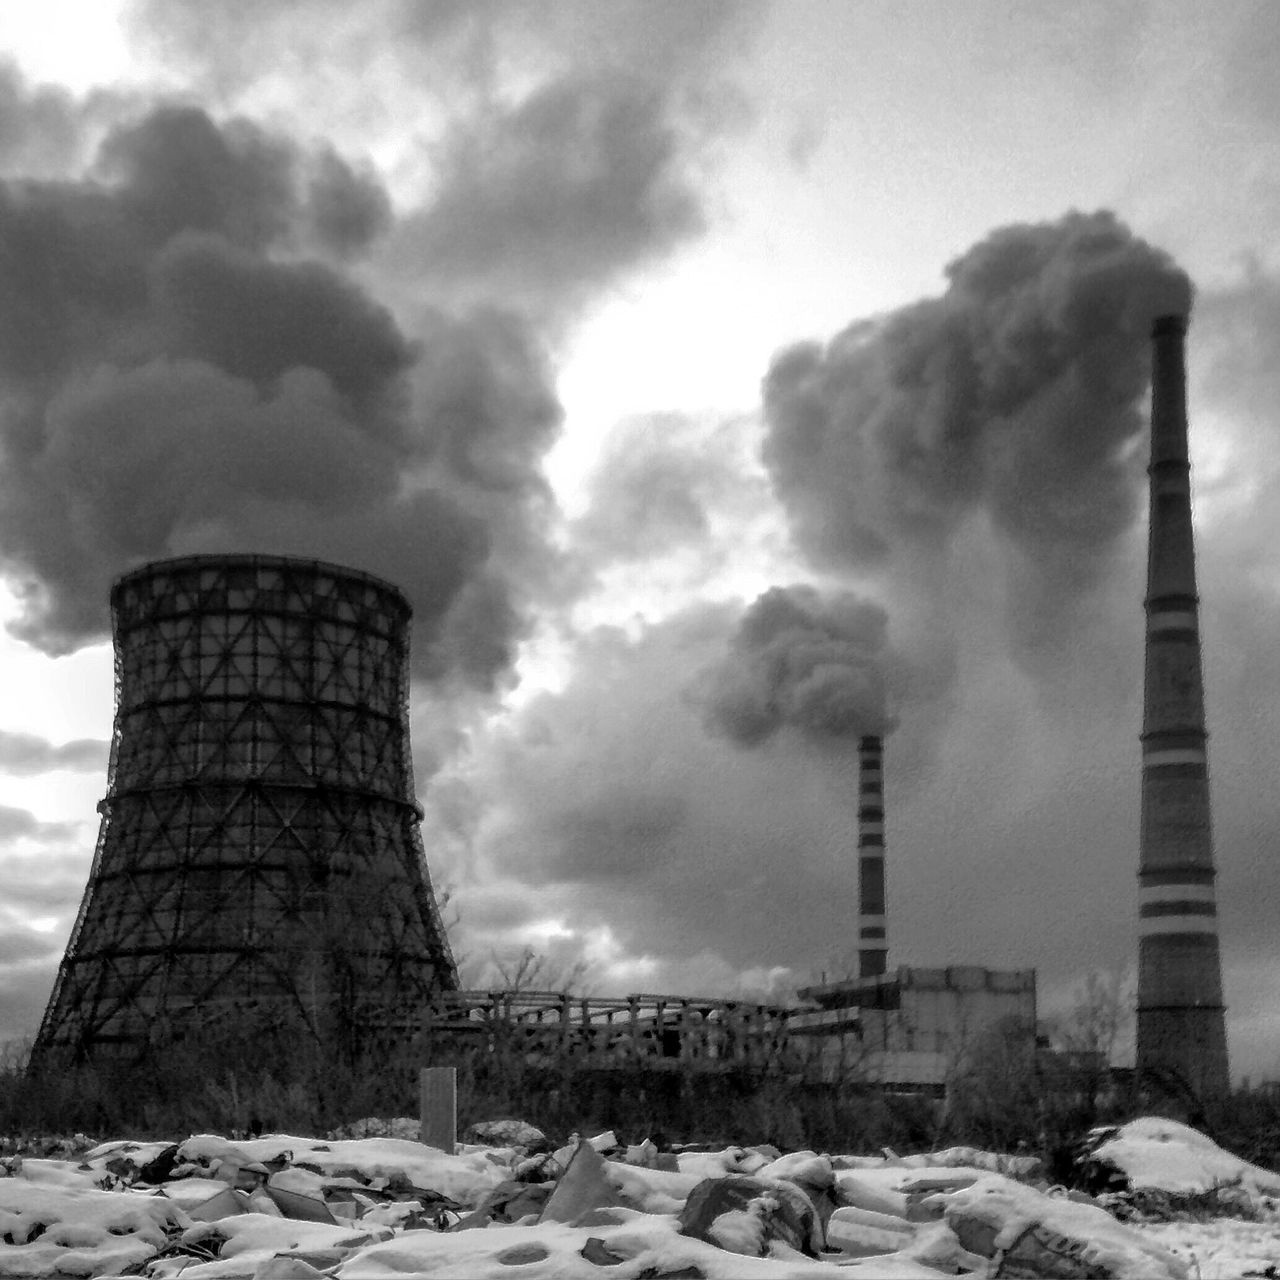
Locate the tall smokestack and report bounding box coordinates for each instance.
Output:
[1136,315,1230,1099]
[858,734,888,979]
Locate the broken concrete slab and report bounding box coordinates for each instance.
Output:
[539,1140,628,1225]
[825,1204,917,1258]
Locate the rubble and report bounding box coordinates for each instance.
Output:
[0,1117,1273,1277]
[1081,1117,1280,1209]
[943,1174,1190,1279]
[463,1119,548,1150]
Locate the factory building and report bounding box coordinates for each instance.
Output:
[790,966,1038,1091]
[791,731,1037,1092]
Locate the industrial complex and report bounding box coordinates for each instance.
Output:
[32,317,1231,1105]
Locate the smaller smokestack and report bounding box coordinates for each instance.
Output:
[858,735,888,979]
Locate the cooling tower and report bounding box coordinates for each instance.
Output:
[34,554,457,1061]
[858,735,888,979]
[1136,315,1230,1099]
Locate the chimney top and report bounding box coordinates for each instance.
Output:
[1152,314,1188,338]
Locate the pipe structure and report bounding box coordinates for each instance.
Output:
[1136,315,1230,1100]
[858,735,888,979]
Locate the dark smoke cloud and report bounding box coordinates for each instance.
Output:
[763,210,1193,664]
[0,1,756,696]
[0,100,566,684]
[126,1,757,331]
[0,731,107,777]
[698,585,895,747]
[96,105,391,260]
[150,233,415,421]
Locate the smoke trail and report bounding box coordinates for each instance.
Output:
[0,102,529,678]
[762,209,1193,663]
[700,585,895,747]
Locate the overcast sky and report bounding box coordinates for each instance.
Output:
[1,0,1279,1083]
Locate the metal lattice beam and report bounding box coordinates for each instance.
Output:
[35,554,457,1062]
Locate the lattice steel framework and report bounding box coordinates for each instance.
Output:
[34,554,457,1060]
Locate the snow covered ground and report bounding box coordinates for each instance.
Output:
[0,1117,1277,1278]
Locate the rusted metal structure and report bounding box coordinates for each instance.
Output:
[1136,315,1230,1099]
[422,990,796,1073]
[34,554,456,1061]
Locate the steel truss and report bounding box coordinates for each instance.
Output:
[35,554,457,1061]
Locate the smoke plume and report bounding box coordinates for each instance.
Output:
[699,585,895,747]
[0,97,566,684]
[763,210,1193,664]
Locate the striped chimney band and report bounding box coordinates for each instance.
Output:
[1141,728,1207,771]
[1139,868,1218,936]
[1146,592,1199,638]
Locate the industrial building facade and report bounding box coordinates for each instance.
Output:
[34,554,457,1061]
[790,966,1038,1090]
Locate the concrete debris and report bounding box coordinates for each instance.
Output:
[463,1118,549,1150]
[539,1138,628,1224]
[1079,1117,1280,1214]
[327,1117,421,1141]
[0,1118,1257,1277]
[826,1203,917,1257]
[944,1174,1189,1279]
[624,1140,681,1172]
[453,1177,554,1227]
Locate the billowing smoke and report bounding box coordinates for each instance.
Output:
[699,585,895,747]
[763,210,1193,663]
[0,0,760,683]
[124,1,755,331]
[0,100,558,683]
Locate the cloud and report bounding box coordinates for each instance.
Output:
[397,72,707,325]
[0,952,61,1045]
[426,590,1144,1010]
[0,804,79,843]
[127,1,759,333]
[431,608,892,984]
[571,411,767,564]
[0,60,85,177]
[762,209,1192,680]
[150,232,414,417]
[0,101,561,687]
[0,730,107,776]
[125,1,758,110]
[0,0,759,688]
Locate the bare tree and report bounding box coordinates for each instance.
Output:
[472,945,596,996]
